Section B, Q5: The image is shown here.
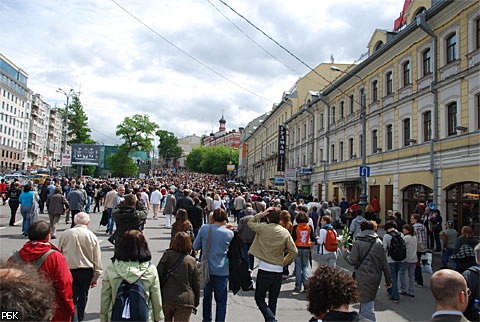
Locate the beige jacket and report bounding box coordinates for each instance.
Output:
[104,189,117,209]
[58,224,103,282]
[247,213,298,267]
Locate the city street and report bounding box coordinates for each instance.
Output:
[0,205,438,322]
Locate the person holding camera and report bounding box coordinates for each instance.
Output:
[248,206,298,322]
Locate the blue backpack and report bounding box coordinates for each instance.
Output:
[111,274,149,322]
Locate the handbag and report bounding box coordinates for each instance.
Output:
[451,243,475,261]
[197,224,213,289]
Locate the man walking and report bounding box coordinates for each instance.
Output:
[248,207,298,322]
[67,184,86,228]
[383,220,405,303]
[59,212,103,322]
[163,188,176,228]
[193,208,234,322]
[150,185,162,220]
[46,187,69,239]
[233,191,246,224]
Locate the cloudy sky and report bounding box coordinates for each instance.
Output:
[1,0,402,145]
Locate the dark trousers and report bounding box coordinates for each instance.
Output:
[71,268,93,322]
[8,199,19,226]
[39,199,46,213]
[433,230,441,251]
[255,269,283,322]
[427,230,434,249]
[70,210,82,228]
[415,252,424,286]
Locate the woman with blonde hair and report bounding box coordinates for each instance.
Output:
[213,194,225,211]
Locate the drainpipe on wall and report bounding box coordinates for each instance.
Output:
[417,13,440,213]
[317,94,330,202]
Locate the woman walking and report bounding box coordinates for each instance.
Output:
[157,232,200,322]
[18,184,36,236]
[170,209,195,247]
[100,230,163,322]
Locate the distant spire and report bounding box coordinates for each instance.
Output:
[219,112,226,132]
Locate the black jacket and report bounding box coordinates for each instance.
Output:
[228,232,254,294]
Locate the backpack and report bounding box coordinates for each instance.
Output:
[294,223,313,248]
[11,249,55,269]
[111,275,149,322]
[324,228,338,252]
[387,231,407,261]
[463,266,480,321]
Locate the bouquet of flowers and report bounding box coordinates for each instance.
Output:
[338,226,352,249]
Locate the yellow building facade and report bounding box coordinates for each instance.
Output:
[243,0,480,234]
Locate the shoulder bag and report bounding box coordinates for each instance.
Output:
[197,224,213,289]
[352,238,376,279]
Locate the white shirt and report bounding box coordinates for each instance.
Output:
[150,190,162,205]
[141,191,150,206]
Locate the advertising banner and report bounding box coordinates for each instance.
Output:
[277,125,286,171]
[71,144,100,166]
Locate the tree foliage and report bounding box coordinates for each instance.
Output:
[116,114,158,155]
[106,146,138,177]
[185,146,238,174]
[156,130,183,163]
[67,95,95,145]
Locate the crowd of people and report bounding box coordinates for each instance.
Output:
[0,169,479,322]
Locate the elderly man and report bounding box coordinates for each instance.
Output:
[46,187,69,239]
[59,212,102,322]
[430,269,470,322]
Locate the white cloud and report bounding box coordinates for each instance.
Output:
[0,0,401,144]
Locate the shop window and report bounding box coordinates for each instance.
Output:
[446,182,479,235]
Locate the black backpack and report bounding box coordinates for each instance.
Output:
[111,275,149,322]
[387,231,407,261]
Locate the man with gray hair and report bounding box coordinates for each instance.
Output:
[67,184,86,228]
[463,243,480,321]
[59,212,102,322]
[430,269,470,322]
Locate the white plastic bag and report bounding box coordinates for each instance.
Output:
[420,252,432,274]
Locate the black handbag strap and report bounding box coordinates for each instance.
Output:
[355,238,376,270]
[163,254,186,286]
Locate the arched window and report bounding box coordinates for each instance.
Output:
[445,182,479,235]
[374,41,384,52]
[402,184,434,221]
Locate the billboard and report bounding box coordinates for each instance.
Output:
[71,144,100,166]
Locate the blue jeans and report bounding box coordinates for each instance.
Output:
[441,248,456,269]
[20,205,32,235]
[388,262,402,301]
[294,248,310,291]
[202,275,228,322]
[255,269,282,322]
[107,208,114,234]
[360,301,375,321]
[242,242,254,271]
[399,262,416,296]
[85,196,92,213]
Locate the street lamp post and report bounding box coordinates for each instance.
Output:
[330,66,368,213]
[56,88,75,176]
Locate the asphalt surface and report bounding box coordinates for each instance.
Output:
[0,205,441,321]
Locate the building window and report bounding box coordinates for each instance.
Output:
[477,94,480,130]
[386,71,393,95]
[476,18,480,49]
[386,124,393,150]
[447,102,457,136]
[339,141,344,161]
[331,106,336,123]
[340,101,344,119]
[372,80,378,102]
[349,138,354,159]
[403,118,411,146]
[349,95,354,114]
[372,130,378,153]
[446,33,456,63]
[423,111,432,142]
[303,123,307,139]
[331,144,335,162]
[320,113,324,130]
[422,48,432,76]
[403,61,411,86]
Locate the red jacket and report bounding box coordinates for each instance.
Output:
[10,241,75,322]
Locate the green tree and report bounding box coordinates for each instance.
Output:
[185,146,238,174]
[66,95,95,145]
[116,114,158,155]
[106,146,138,177]
[156,130,183,164]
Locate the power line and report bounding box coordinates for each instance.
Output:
[206,0,328,89]
[216,0,363,106]
[109,0,275,104]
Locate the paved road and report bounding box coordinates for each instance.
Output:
[0,205,439,321]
